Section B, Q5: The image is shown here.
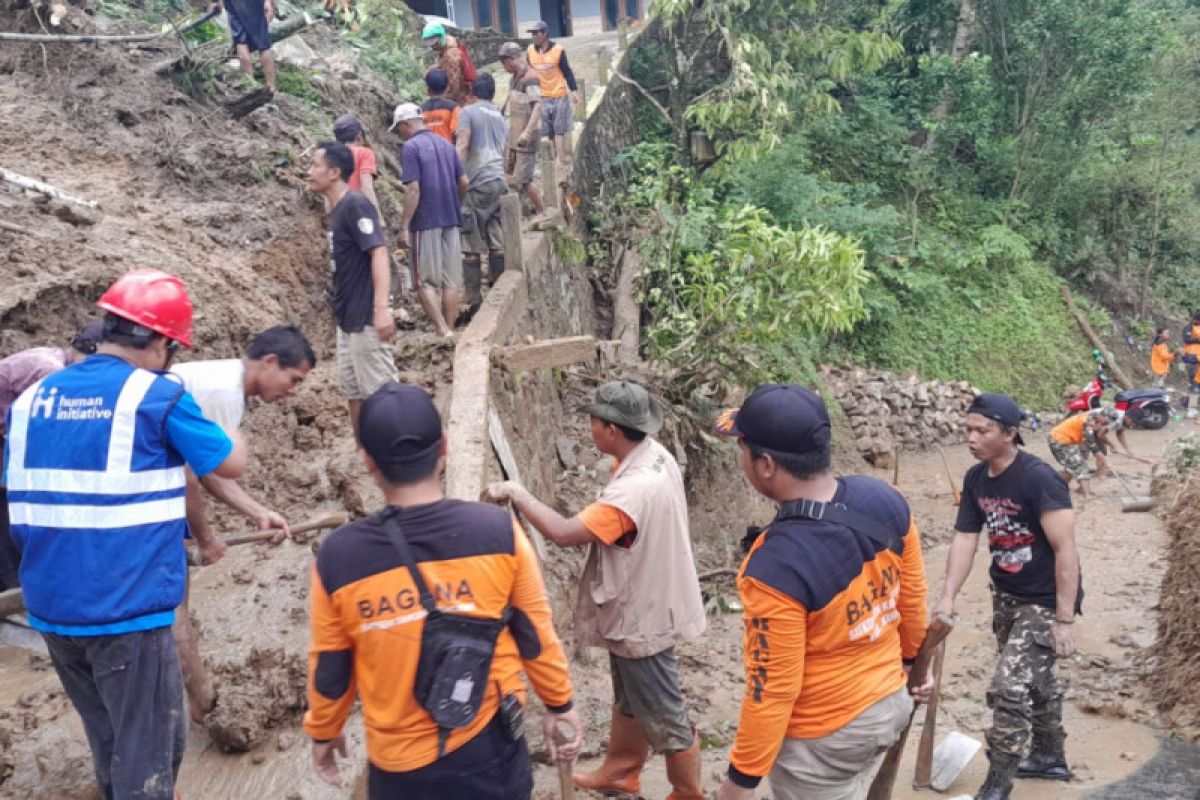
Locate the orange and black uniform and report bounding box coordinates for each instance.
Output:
[421,97,460,143]
[727,476,927,789]
[304,499,574,790]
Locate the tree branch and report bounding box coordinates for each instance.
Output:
[611,68,673,126]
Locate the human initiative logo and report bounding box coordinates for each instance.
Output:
[31,386,113,422]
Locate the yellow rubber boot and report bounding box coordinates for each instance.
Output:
[573,708,649,795]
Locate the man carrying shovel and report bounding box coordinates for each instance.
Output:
[710,384,932,800]
[171,323,315,722]
[934,393,1080,800]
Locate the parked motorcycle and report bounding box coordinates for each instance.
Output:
[1065,372,1110,416]
[1113,387,1172,430]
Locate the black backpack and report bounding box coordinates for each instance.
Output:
[382,509,511,756]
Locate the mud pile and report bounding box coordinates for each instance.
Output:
[1151,467,1200,736]
[821,365,980,466]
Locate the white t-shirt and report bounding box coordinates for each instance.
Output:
[171,359,246,435]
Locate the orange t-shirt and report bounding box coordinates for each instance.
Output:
[421,98,460,143]
[1049,412,1088,445]
[347,145,377,191]
[576,502,637,546]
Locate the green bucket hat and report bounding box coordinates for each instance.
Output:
[579,381,664,435]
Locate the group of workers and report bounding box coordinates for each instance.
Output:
[0,257,1082,800]
[1150,312,1200,413]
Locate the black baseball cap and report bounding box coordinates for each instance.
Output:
[359,382,443,482]
[332,114,368,143]
[967,393,1025,446]
[713,384,832,455]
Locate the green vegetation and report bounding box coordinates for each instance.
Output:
[339,0,426,100]
[275,63,321,107]
[598,0,1200,408]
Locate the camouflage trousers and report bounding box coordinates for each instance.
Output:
[1048,439,1091,480]
[985,591,1065,766]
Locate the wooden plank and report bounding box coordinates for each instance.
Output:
[500,335,596,372]
[488,408,547,561]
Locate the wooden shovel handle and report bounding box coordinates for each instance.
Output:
[188,512,348,566]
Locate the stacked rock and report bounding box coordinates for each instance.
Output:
[821,365,981,467]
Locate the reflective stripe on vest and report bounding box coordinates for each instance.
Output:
[527,43,567,99]
[6,363,188,635]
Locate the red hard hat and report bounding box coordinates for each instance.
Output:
[96,269,194,348]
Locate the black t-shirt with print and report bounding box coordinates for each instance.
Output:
[329,190,387,332]
[955,450,1081,610]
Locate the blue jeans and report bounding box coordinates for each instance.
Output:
[44,627,186,800]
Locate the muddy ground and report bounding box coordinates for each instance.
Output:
[549,424,1191,800]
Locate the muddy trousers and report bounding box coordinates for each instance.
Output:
[986,591,1064,766]
[367,714,531,799]
[43,627,186,800]
[610,649,695,754]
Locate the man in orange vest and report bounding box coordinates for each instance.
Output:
[1181,312,1200,417]
[526,21,580,170]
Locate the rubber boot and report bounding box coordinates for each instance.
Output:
[462,255,483,308]
[487,251,505,287]
[974,759,1016,800]
[1017,733,1070,780]
[573,710,649,795]
[664,733,704,800]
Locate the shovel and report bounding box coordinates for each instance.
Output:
[187,511,348,566]
[1110,469,1154,513]
[928,731,983,791]
[553,719,577,800]
[866,614,955,800]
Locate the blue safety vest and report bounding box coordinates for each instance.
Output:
[4,355,191,636]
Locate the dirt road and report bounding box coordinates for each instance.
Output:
[552,424,1192,799]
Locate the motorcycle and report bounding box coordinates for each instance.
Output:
[1113,387,1172,430]
[1065,372,1109,416]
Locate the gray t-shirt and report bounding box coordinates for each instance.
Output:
[459,100,508,185]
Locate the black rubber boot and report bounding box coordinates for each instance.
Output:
[1017,736,1070,781]
[975,757,1016,800]
[488,251,505,287]
[463,255,483,308]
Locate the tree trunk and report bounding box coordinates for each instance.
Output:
[1138,134,1170,317]
[1061,285,1132,387]
[924,0,978,151]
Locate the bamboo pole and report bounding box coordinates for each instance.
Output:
[0,167,98,208]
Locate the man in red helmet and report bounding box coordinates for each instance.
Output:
[2,270,248,800]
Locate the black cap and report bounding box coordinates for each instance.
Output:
[332,114,368,143]
[359,382,443,482]
[713,384,832,455]
[71,320,104,355]
[967,393,1026,446]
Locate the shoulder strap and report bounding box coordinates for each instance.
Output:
[381,509,439,615]
[775,498,904,556]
